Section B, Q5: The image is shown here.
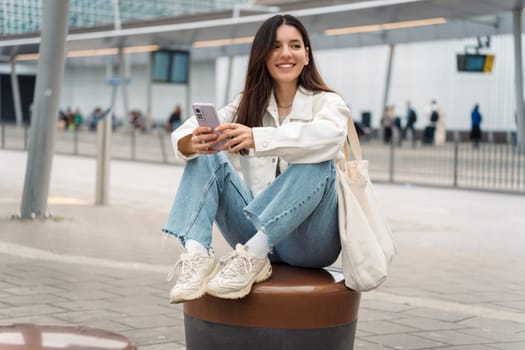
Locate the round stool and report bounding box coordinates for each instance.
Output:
[184,264,361,350]
[0,324,136,350]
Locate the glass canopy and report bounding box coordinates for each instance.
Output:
[0,0,251,35]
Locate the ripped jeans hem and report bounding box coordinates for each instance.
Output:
[161,227,188,247]
[162,227,214,250]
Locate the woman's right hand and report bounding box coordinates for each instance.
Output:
[179,126,220,155]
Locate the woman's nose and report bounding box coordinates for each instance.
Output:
[280,45,292,57]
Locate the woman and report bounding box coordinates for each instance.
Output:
[163,14,351,303]
[470,103,482,148]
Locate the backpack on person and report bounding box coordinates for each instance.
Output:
[430,110,439,122]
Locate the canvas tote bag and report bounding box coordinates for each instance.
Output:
[335,118,397,291]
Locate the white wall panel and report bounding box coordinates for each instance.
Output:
[57,33,522,132]
[60,59,215,125]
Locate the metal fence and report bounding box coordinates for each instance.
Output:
[2,122,524,194]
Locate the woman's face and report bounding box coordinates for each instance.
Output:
[266,24,309,87]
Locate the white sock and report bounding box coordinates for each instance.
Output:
[245,231,270,258]
[185,239,209,256]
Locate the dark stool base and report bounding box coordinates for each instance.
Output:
[184,314,357,350]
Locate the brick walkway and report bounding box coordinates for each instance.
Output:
[1,149,524,349]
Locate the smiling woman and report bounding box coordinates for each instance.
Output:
[163,14,352,306]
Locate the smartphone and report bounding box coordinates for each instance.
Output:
[192,102,225,151]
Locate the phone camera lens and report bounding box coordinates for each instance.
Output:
[195,108,201,113]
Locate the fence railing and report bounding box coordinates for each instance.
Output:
[2,122,524,194]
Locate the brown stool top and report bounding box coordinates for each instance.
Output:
[0,324,136,350]
[185,264,361,329]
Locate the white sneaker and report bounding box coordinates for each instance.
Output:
[167,249,218,304]
[206,244,272,299]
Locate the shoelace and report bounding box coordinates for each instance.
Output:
[219,250,254,278]
[167,255,198,282]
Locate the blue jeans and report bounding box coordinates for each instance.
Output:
[163,153,340,268]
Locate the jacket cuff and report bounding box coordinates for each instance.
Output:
[171,129,198,161]
[252,126,276,154]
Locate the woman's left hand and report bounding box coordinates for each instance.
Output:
[216,123,254,153]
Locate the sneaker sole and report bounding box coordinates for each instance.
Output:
[207,260,272,300]
[169,262,220,304]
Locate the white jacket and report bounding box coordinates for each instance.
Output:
[171,87,351,195]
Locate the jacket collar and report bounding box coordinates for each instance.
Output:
[267,86,314,123]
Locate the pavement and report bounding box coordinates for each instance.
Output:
[0,148,524,350]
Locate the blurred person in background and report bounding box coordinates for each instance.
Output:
[423,99,441,145]
[433,100,446,145]
[165,104,182,133]
[88,107,112,131]
[381,105,394,144]
[470,103,483,149]
[129,109,147,132]
[403,100,417,147]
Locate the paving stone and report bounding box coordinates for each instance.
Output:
[1,294,70,307]
[0,315,72,325]
[358,320,419,335]
[354,339,393,349]
[117,314,182,329]
[355,328,375,337]
[459,328,525,342]
[400,307,474,322]
[414,329,493,346]
[0,281,17,289]
[390,316,470,332]
[138,343,186,350]
[3,285,66,296]
[119,326,186,346]
[358,308,399,322]
[53,309,127,323]
[106,304,169,316]
[53,299,115,311]
[490,342,525,350]
[459,317,525,333]
[54,289,122,301]
[363,333,448,349]
[432,345,501,350]
[492,300,525,313]
[81,319,134,333]
[0,304,68,317]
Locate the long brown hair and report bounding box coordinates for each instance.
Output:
[235,14,333,128]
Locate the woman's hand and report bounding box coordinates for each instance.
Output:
[179,126,221,155]
[216,123,254,153]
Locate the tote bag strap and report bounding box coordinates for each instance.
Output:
[344,117,363,162]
